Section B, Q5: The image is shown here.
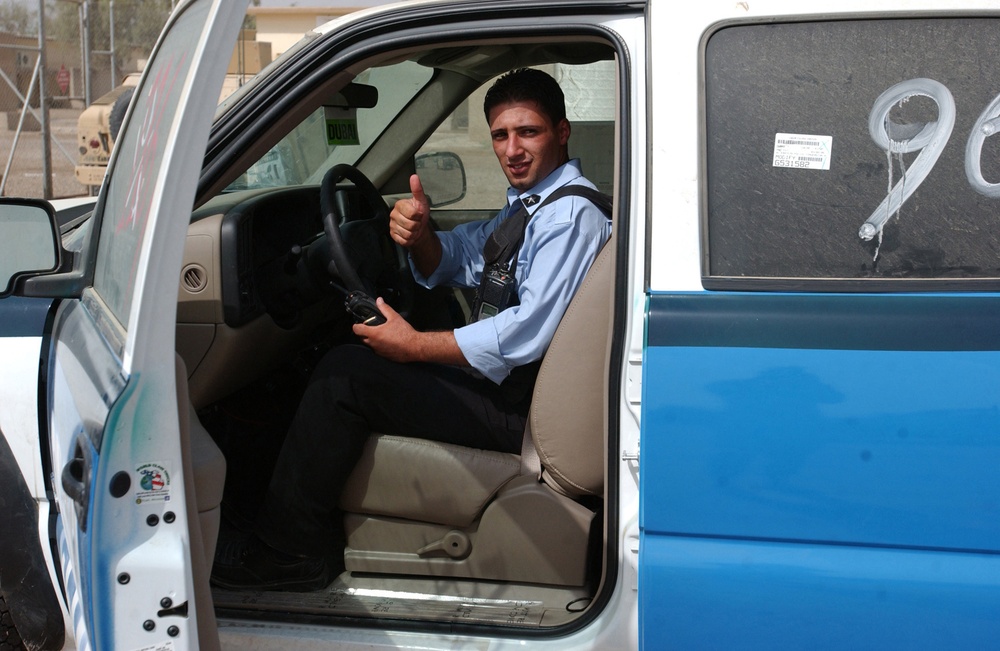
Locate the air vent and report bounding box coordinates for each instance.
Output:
[181,264,208,293]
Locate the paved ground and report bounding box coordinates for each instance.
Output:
[0,107,91,200]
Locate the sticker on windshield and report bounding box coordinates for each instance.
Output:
[772,133,832,170]
[135,462,171,504]
[245,145,289,187]
[325,106,360,145]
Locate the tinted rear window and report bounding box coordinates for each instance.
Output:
[703,18,1000,290]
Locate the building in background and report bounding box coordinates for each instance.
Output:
[248,4,377,59]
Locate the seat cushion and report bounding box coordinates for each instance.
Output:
[339,434,520,527]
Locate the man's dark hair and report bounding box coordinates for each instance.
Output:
[483,67,567,126]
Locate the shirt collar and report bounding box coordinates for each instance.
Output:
[505,159,585,214]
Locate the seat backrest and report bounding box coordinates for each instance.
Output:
[528,237,615,497]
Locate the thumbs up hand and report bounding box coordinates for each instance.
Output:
[390,174,432,249]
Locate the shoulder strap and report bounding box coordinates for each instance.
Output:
[482,185,613,267]
[482,200,531,268]
[542,185,614,218]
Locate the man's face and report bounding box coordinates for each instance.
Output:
[488,100,570,192]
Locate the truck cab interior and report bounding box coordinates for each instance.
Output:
[171,28,627,629]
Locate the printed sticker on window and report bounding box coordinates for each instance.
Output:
[324,106,360,146]
[772,133,832,170]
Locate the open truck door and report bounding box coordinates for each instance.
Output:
[32,1,247,648]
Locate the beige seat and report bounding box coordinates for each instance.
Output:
[175,354,227,564]
[338,239,614,586]
[176,354,226,650]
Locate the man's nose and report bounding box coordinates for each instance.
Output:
[505,134,524,158]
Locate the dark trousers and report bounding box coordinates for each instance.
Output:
[255,344,530,558]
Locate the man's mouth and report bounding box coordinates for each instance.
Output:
[508,161,530,176]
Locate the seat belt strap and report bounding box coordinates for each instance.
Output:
[482,184,613,268]
[471,185,613,323]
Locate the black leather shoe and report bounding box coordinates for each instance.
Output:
[211,534,330,592]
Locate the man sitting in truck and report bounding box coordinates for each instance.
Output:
[211,67,612,591]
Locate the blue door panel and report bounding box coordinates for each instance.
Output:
[639,536,1000,650]
[0,296,53,336]
[643,344,1000,550]
[639,292,1000,646]
[641,292,1000,550]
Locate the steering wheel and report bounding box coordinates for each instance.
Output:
[319,164,413,321]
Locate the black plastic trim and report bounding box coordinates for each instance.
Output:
[648,293,1000,351]
[37,299,67,608]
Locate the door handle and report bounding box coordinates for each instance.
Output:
[60,437,91,531]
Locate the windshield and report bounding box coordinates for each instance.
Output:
[225,60,433,191]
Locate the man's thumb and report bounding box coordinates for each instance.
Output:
[410,174,428,206]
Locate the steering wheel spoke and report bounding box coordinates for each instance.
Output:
[320,164,414,317]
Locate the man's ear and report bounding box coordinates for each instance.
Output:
[557,118,571,145]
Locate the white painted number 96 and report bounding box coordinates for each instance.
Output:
[858,78,1000,259]
[966,92,1000,198]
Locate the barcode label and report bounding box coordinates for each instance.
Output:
[773,133,832,170]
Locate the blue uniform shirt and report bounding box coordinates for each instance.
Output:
[413,158,612,385]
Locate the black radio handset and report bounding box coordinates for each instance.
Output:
[345,291,387,326]
[326,271,387,326]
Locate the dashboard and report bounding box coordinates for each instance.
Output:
[177,185,377,408]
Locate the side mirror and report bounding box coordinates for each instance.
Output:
[0,199,60,297]
[415,151,466,208]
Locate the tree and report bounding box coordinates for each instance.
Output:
[46,0,172,75]
[45,0,259,84]
[0,0,37,36]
